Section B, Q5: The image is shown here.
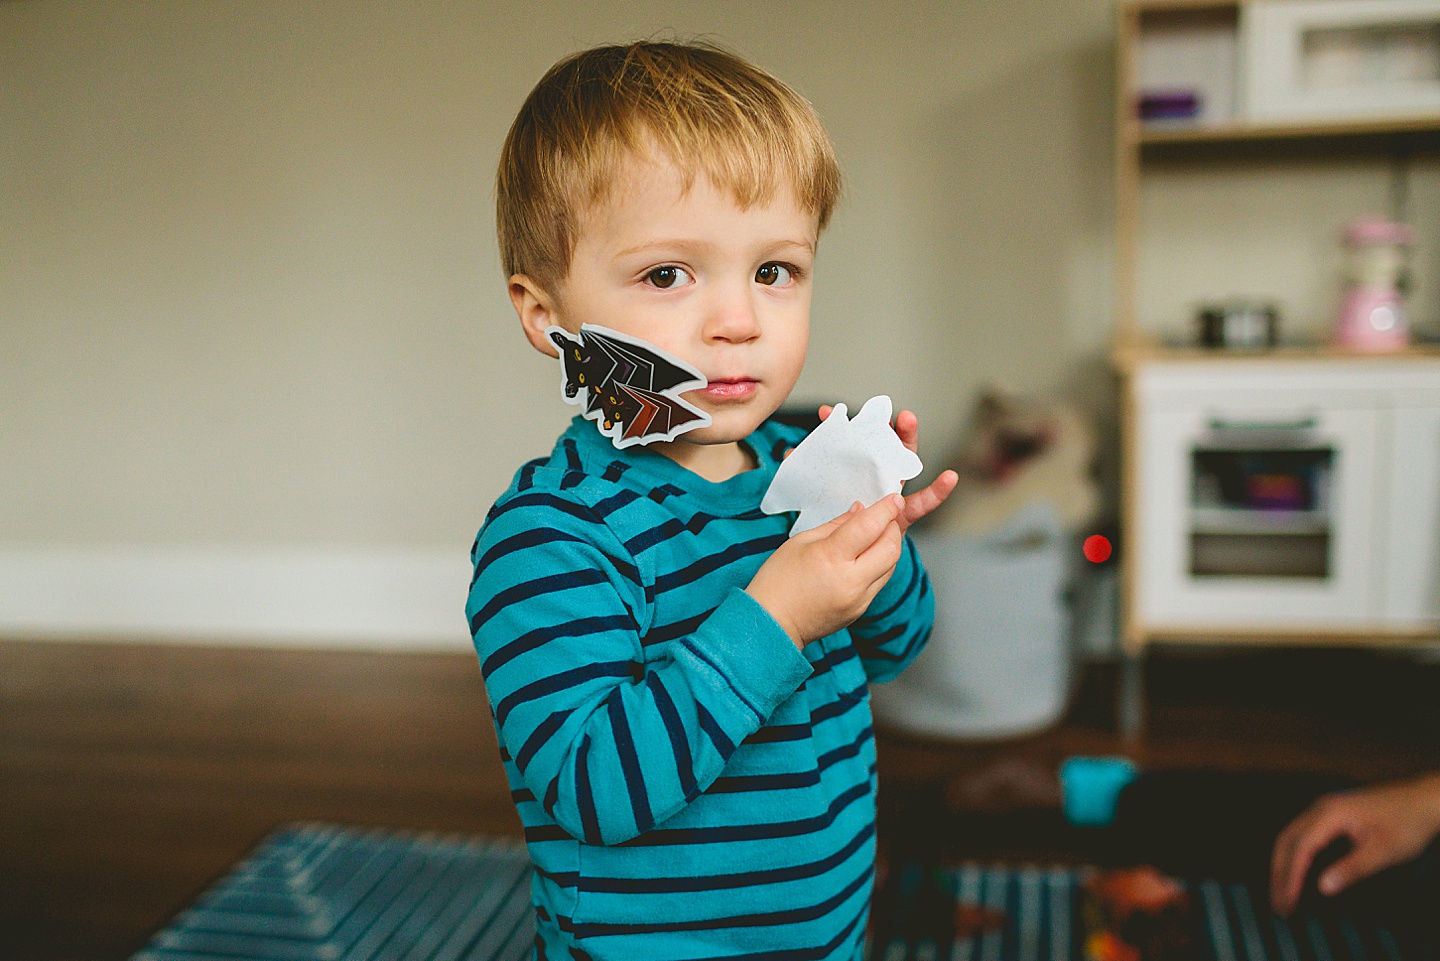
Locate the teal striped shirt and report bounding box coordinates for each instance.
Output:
[467,415,934,960]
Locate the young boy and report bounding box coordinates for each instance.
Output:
[469,41,956,960]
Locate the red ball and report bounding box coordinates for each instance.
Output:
[1083,534,1112,564]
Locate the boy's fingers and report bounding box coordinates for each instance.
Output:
[830,495,903,557]
[857,564,896,610]
[795,503,864,543]
[792,510,852,544]
[894,409,919,453]
[902,470,959,527]
[856,518,904,577]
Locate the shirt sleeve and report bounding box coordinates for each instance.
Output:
[848,534,933,683]
[467,491,813,847]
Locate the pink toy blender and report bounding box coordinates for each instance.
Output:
[1334,217,1413,352]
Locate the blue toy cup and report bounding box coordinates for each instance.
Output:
[1059,755,1138,827]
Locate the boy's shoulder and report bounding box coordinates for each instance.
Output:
[480,431,631,538]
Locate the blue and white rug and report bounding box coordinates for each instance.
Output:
[132,824,1429,961]
[131,823,534,961]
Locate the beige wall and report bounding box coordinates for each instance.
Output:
[2,0,1120,554]
[10,0,1438,567]
[1139,157,1440,343]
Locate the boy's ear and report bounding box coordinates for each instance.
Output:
[509,274,564,358]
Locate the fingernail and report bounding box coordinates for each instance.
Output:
[1319,873,1339,895]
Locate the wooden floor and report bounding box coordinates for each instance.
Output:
[4,638,1439,961]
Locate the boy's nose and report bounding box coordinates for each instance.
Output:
[704,287,762,343]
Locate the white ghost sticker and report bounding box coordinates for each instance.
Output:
[761,395,923,536]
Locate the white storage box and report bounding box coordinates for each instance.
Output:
[871,503,1074,740]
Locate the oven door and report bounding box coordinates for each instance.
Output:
[1138,396,1379,629]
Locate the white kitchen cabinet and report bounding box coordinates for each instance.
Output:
[1116,350,1440,736]
[1380,406,1440,625]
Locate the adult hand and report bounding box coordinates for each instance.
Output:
[1270,773,1440,916]
[816,404,957,533]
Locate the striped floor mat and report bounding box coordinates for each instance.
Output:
[872,863,1431,961]
[131,823,535,961]
[132,825,1430,961]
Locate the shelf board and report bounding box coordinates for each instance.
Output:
[1125,0,1237,14]
[1137,114,1440,145]
[1111,334,1440,372]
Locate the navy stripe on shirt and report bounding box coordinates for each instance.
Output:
[494,660,636,727]
[516,707,575,772]
[527,818,864,893]
[621,778,871,847]
[646,672,699,802]
[607,689,655,835]
[482,614,637,680]
[576,821,874,895]
[653,534,786,594]
[469,568,612,636]
[563,861,874,937]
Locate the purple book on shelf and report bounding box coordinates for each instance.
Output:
[1139,90,1202,121]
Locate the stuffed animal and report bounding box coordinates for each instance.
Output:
[929,386,1100,538]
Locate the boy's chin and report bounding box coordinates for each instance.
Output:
[684,405,776,446]
[670,424,753,448]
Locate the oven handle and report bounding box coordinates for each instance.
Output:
[1206,414,1318,434]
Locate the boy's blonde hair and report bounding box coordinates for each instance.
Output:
[496,41,842,293]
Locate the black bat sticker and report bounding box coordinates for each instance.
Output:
[547,324,711,449]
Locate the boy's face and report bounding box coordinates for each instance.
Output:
[513,155,818,459]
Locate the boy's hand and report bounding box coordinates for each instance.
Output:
[747,494,905,649]
[815,404,958,533]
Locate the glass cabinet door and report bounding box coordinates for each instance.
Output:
[1188,422,1334,579]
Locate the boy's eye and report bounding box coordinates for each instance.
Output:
[755,262,794,287]
[645,265,693,289]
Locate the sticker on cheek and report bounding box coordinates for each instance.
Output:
[546,324,712,450]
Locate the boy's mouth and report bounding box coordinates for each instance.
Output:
[699,378,758,401]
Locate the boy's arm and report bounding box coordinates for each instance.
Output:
[847,534,933,683]
[469,496,812,847]
[793,405,948,683]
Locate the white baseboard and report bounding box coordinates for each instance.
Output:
[0,545,474,649]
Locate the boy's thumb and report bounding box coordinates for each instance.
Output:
[831,496,901,553]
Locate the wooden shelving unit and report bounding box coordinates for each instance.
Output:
[1113,0,1440,336]
[1110,0,1440,738]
